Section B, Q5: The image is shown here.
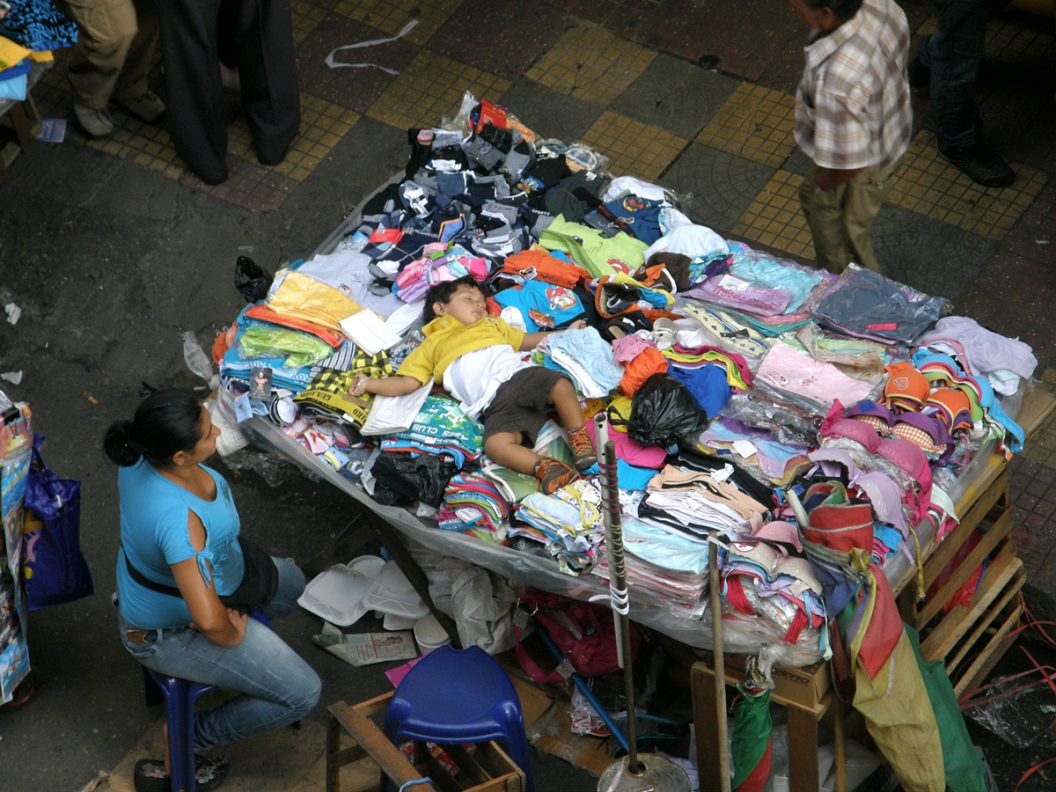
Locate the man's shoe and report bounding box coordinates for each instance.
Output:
[907,58,930,96]
[73,103,114,137]
[116,90,166,123]
[940,143,1014,188]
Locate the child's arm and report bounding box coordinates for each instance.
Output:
[519,319,588,351]
[350,373,422,397]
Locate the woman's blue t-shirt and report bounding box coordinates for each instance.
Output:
[115,459,244,630]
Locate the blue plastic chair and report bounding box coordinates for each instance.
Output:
[381,645,535,792]
[144,669,215,792]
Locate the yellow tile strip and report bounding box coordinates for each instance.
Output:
[580,110,687,181]
[887,131,1047,240]
[696,82,797,168]
[292,0,327,46]
[334,0,462,46]
[525,25,655,107]
[366,49,510,131]
[733,169,815,261]
[89,94,358,184]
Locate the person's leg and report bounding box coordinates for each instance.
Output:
[138,620,321,750]
[841,167,890,274]
[65,0,137,135]
[484,431,539,475]
[799,171,854,274]
[921,0,990,152]
[112,0,163,119]
[548,377,596,470]
[225,0,300,164]
[261,556,305,620]
[154,0,230,184]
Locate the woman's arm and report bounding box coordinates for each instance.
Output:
[171,510,248,647]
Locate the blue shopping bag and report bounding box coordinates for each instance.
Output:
[21,437,93,612]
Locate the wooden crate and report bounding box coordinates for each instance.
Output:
[326,692,526,792]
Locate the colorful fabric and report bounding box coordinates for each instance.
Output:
[493,279,584,332]
[0,1,78,51]
[731,687,773,792]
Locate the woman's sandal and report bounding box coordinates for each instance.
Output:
[133,754,229,792]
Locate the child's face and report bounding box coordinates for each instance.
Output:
[434,285,486,326]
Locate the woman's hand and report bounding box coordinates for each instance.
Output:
[567,319,588,331]
[227,609,250,642]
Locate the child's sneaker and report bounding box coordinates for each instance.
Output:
[567,426,597,472]
[534,457,578,495]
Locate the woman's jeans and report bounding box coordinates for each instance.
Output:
[917,0,991,152]
[118,557,321,751]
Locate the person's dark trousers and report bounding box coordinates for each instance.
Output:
[154,0,300,183]
[916,0,991,153]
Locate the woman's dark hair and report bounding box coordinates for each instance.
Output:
[103,389,204,467]
[423,276,487,323]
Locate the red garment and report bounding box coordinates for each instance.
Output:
[244,304,345,348]
[619,347,668,397]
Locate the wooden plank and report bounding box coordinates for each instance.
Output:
[692,656,829,714]
[919,548,1020,662]
[1017,389,1056,439]
[924,469,1010,591]
[945,564,1025,672]
[328,701,437,791]
[917,506,1014,627]
[952,604,1023,699]
[788,706,821,792]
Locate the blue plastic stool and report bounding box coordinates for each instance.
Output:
[144,669,215,792]
[381,645,535,792]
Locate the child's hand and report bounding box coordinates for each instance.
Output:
[567,319,588,331]
[350,373,370,397]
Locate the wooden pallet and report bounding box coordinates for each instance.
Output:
[326,692,526,792]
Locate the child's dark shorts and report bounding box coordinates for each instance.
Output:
[482,367,569,445]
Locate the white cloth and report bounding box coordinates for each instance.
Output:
[644,223,729,261]
[443,346,530,419]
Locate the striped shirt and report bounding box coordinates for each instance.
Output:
[794,0,912,171]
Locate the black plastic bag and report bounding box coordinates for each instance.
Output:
[371,452,458,508]
[626,374,707,449]
[234,256,273,303]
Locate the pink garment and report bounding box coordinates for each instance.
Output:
[612,334,657,364]
[586,419,667,469]
[756,343,874,407]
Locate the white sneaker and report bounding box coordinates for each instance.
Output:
[73,103,114,137]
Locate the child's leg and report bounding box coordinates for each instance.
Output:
[548,377,585,431]
[484,431,540,476]
[548,377,596,471]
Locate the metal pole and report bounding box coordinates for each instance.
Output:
[594,413,643,774]
[709,538,731,792]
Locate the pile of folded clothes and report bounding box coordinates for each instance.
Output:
[215,94,1036,655]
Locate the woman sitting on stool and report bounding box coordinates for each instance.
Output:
[105,389,320,791]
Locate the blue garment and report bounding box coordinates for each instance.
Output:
[545,327,622,398]
[117,557,320,751]
[0,0,78,50]
[116,460,244,630]
[581,460,656,491]
[727,242,827,313]
[916,0,990,151]
[669,364,731,420]
[494,280,584,332]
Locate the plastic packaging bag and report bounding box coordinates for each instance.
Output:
[371,452,457,508]
[625,374,707,449]
[234,255,273,303]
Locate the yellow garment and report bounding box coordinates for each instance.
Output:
[397,315,525,385]
[267,272,362,332]
[606,395,633,433]
[662,349,750,391]
[27,51,54,63]
[0,36,31,70]
[853,633,945,792]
